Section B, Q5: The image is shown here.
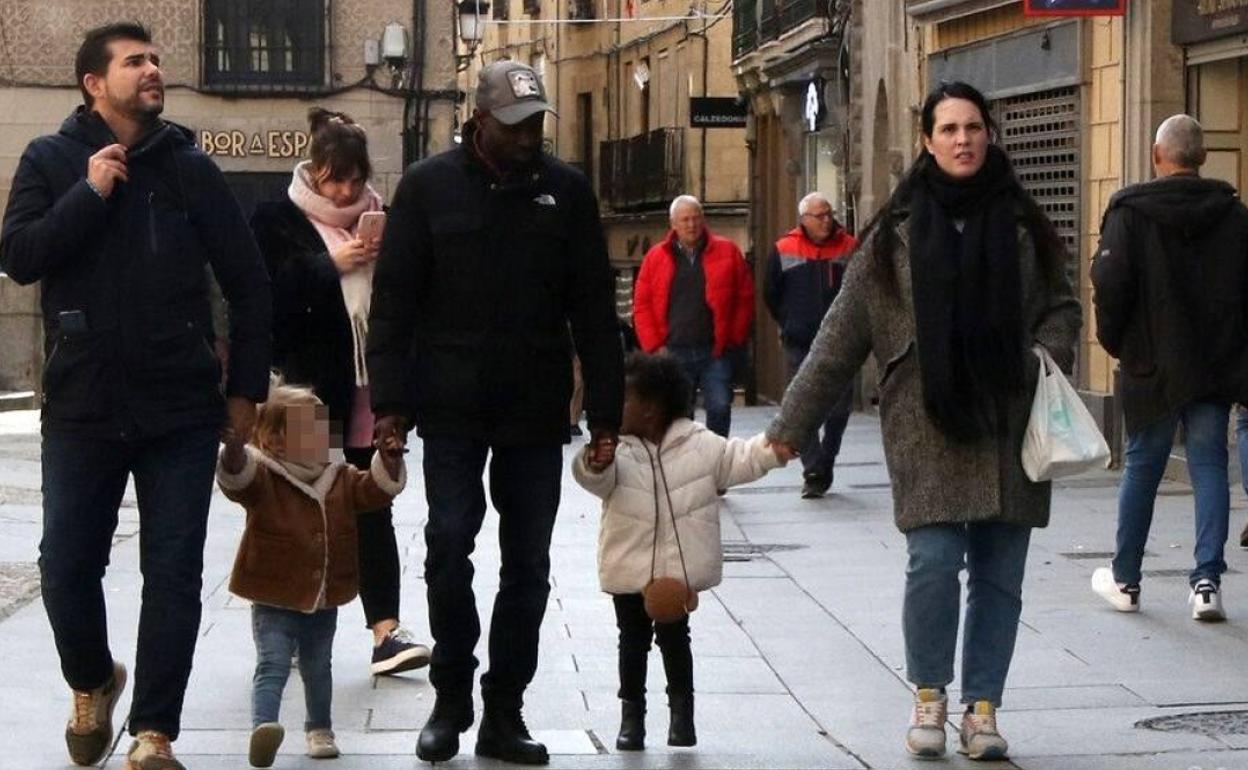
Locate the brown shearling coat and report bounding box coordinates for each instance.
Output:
[218,447,405,612]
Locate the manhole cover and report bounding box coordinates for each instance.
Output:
[729,485,801,496]
[1061,551,1153,560]
[0,562,40,621]
[1054,477,1121,489]
[1142,567,1240,578]
[1138,710,1248,736]
[849,483,891,490]
[721,542,805,562]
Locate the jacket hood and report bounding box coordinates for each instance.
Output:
[58,106,195,155]
[1108,174,1238,231]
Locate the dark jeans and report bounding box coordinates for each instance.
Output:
[345,446,401,628]
[39,427,219,740]
[668,345,734,437]
[1115,401,1230,587]
[251,604,336,731]
[613,593,693,702]
[422,437,562,710]
[784,341,852,480]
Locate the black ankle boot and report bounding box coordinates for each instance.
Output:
[616,699,646,751]
[416,694,473,763]
[668,693,696,747]
[474,707,549,765]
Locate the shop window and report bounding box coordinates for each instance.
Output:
[203,0,327,92]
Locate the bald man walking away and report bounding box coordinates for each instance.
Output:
[1090,115,1248,622]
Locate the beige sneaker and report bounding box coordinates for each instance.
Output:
[958,701,1009,761]
[249,722,285,767]
[66,659,127,766]
[124,730,185,770]
[306,728,340,759]
[904,688,947,759]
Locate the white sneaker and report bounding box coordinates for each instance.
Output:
[306,728,339,759]
[1190,578,1225,621]
[904,688,947,759]
[249,722,284,768]
[958,701,1009,761]
[1092,567,1140,612]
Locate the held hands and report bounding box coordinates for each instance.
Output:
[766,439,799,464]
[87,144,128,199]
[585,429,618,472]
[220,397,255,475]
[373,415,409,480]
[330,237,381,274]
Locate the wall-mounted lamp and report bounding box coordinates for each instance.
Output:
[382,22,409,70]
[457,0,490,71]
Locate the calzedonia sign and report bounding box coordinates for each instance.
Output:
[1173,0,1248,45]
[199,129,311,159]
[690,97,747,129]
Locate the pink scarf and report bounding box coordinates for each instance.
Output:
[287,161,383,388]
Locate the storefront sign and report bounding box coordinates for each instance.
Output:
[804,78,826,132]
[1173,0,1248,45]
[689,97,747,128]
[1023,0,1125,15]
[199,130,310,158]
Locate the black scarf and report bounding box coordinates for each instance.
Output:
[908,145,1026,443]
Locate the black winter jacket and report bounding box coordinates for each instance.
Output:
[366,122,624,445]
[0,109,271,438]
[1091,174,1248,433]
[251,199,359,436]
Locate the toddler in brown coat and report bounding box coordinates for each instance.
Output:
[217,378,405,767]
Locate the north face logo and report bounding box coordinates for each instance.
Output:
[508,70,541,99]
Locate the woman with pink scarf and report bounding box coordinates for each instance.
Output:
[250,108,430,677]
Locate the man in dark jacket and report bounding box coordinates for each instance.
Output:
[764,192,857,498]
[1090,114,1248,623]
[0,23,270,769]
[367,61,623,765]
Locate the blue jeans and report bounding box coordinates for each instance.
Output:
[39,427,219,740]
[784,341,852,479]
[422,437,562,710]
[251,604,337,730]
[1114,401,1230,587]
[903,522,1031,706]
[668,345,734,437]
[1236,406,1248,497]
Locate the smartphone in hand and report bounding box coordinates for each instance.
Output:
[357,211,386,242]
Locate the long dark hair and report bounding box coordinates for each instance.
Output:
[307,107,372,182]
[860,81,1066,292]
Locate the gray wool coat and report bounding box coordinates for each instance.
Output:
[767,212,1082,533]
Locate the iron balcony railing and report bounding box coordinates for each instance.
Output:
[598,128,685,211]
[780,0,819,31]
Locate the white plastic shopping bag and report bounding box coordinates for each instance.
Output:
[1021,345,1110,482]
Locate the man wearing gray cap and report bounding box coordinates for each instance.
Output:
[367,60,624,765]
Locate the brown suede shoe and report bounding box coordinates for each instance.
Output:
[124,730,185,770]
[65,659,127,766]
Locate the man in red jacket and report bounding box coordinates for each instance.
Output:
[763,192,857,498]
[633,195,754,437]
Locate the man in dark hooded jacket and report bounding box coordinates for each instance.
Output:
[0,23,270,769]
[1090,114,1248,623]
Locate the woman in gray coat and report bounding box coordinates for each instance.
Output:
[768,82,1081,761]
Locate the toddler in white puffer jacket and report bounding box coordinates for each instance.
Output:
[573,352,786,753]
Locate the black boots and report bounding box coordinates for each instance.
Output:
[668,693,696,747]
[416,694,473,763]
[616,700,646,751]
[475,707,550,765]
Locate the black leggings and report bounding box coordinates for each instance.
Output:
[613,593,693,702]
[345,447,401,628]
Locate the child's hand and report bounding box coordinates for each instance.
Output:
[377,432,405,479]
[766,439,798,464]
[220,438,247,475]
[585,440,616,472]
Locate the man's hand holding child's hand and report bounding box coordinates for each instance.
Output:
[377,431,405,479]
[585,430,617,473]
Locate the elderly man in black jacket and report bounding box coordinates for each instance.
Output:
[1090,114,1248,623]
[367,61,624,765]
[0,23,270,770]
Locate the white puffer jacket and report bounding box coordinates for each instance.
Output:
[573,419,782,594]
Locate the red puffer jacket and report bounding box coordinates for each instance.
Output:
[633,229,755,357]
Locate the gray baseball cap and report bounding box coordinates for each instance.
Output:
[476,61,558,125]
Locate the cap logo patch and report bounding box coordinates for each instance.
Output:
[508,70,541,99]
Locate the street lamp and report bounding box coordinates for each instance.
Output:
[458,0,490,46]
